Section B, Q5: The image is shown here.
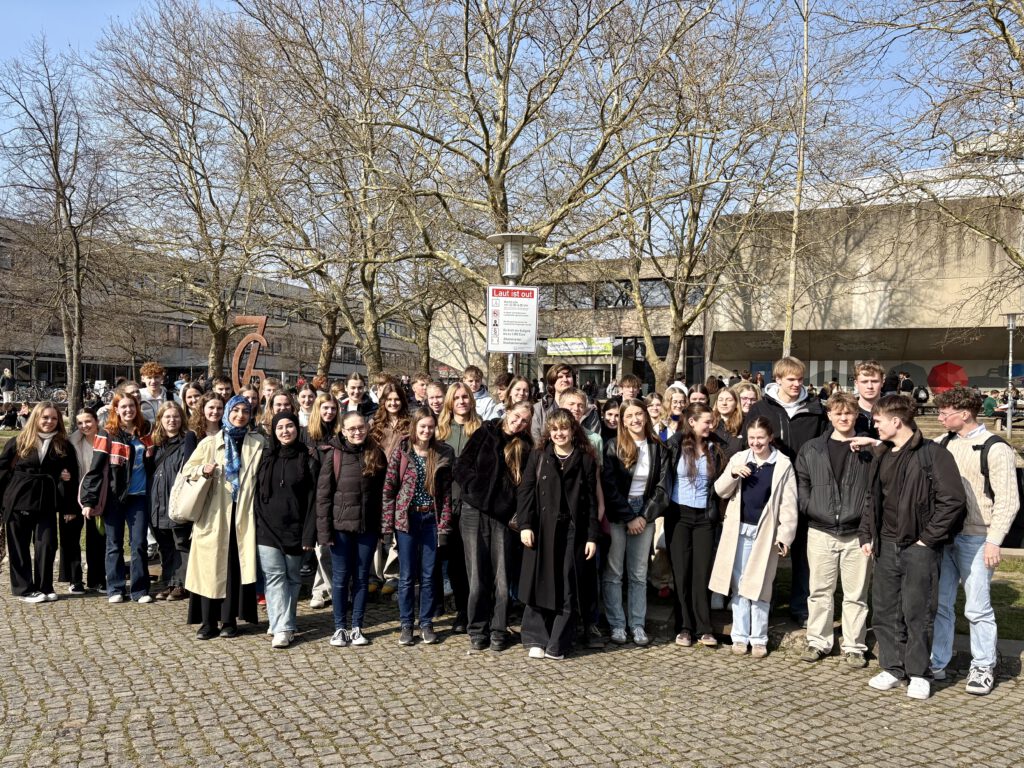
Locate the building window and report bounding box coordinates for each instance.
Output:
[595,281,634,309]
[638,279,671,307]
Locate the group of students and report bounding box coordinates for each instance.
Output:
[0,358,1016,700]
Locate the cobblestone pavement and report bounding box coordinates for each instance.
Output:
[0,583,1020,768]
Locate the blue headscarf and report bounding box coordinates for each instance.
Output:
[222,394,251,501]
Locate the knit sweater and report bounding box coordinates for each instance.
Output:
[941,427,1019,545]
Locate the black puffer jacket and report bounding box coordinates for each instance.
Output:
[601,437,670,523]
[315,436,387,543]
[795,430,873,536]
[453,419,532,524]
[145,431,197,530]
[858,429,967,550]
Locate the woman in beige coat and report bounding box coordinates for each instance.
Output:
[183,395,266,640]
[709,416,797,658]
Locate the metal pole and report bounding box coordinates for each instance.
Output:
[1009,321,1015,442]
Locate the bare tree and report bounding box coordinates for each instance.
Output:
[0,38,118,414]
[95,0,279,376]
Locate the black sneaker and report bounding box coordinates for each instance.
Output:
[490,633,509,652]
[195,626,218,641]
[421,625,438,645]
[470,637,489,651]
[68,583,86,595]
[219,624,240,639]
[399,626,415,646]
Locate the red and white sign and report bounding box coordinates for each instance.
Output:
[486,285,539,354]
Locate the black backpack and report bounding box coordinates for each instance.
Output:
[938,432,1024,547]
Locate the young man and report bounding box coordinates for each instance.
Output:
[608,374,642,406]
[982,389,999,419]
[795,392,874,668]
[743,356,827,624]
[853,360,884,438]
[930,387,1019,695]
[534,364,600,441]
[409,372,431,409]
[138,362,171,423]
[557,387,607,648]
[463,365,501,421]
[857,395,966,700]
[212,376,235,401]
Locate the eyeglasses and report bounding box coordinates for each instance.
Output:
[343,426,366,433]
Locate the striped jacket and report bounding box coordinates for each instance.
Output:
[80,427,153,509]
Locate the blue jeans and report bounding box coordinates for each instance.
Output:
[603,498,656,631]
[730,523,769,646]
[258,545,302,634]
[104,494,150,600]
[396,511,437,628]
[931,534,997,670]
[329,531,377,631]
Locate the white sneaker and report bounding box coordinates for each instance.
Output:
[108,594,125,604]
[330,628,349,647]
[868,670,903,691]
[136,595,154,604]
[44,593,59,602]
[965,666,994,696]
[349,627,370,646]
[20,592,46,604]
[271,632,291,649]
[631,627,650,647]
[610,627,629,645]
[528,646,545,659]
[906,676,931,700]
[309,594,327,609]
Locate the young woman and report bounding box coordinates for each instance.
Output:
[239,387,261,428]
[734,382,761,415]
[498,375,532,418]
[303,393,341,609]
[436,382,481,633]
[261,390,297,435]
[710,417,798,658]
[645,393,665,430]
[601,400,669,646]
[425,382,445,418]
[369,382,411,460]
[382,408,454,646]
[182,395,267,639]
[316,411,387,648]
[339,372,378,420]
[80,393,153,603]
[180,383,205,424]
[189,393,224,442]
[704,376,722,408]
[665,404,726,648]
[600,398,620,444]
[660,389,688,441]
[68,408,105,592]
[712,388,743,455]
[254,412,319,649]
[517,409,599,660]
[0,402,78,602]
[688,385,710,406]
[296,383,318,427]
[146,402,197,601]
[453,401,533,652]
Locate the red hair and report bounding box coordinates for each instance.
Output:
[105,393,147,435]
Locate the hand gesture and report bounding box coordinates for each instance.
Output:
[584,542,597,560]
[521,530,535,548]
[733,463,753,479]
[202,463,216,478]
[626,517,646,535]
[60,469,72,482]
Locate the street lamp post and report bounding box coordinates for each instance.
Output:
[487,231,540,374]
[1003,313,1018,441]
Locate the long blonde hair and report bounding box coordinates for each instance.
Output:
[16,401,68,458]
[151,402,187,446]
[501,402,533,486]
[307,394,341,443]
[714,388,743,437]
[436,382,481,441]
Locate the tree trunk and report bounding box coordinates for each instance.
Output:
[416,323,432,374]
[316,309,341,377]
[208,326,229,378]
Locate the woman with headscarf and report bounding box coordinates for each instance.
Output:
[254,412,319,649]
[182,395,267,640]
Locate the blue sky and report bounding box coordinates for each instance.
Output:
[1,1,151,59]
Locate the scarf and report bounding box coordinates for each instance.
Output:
[36,430,57,461]
[222,395,251,501]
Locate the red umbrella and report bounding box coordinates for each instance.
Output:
[927,362,968,393]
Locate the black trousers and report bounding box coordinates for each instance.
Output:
[521,534,578,656]
[873,537,941,679]
[665,503,715,636]
[6,508,57,596]
[460,504,510,641]
[153,527,188,587]
[435,504,469,623]
[187,506,256,629]
[58,513,84,585]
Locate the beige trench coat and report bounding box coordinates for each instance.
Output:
[708,449,798,604]
[182,431,266,599]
